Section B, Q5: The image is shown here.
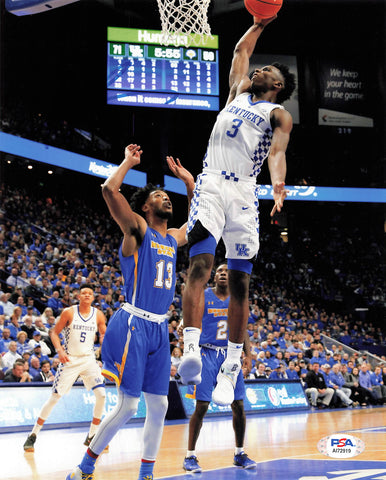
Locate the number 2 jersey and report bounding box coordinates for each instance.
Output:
[203,93,284,178]
[199,287,230,347]
[119,227,178,315]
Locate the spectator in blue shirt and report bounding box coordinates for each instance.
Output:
[15,296,28,316]
[287,340,303,360]
[47,291,62,316]
[370,366,386,402]
[309,350,322,365]
[16,331,32,356]
[0,328,12,353]
[359,363,382,404]
[29,356,41,378]
[270,364,288,380]
[265,335,278,356]
[346,360,355,373]
[8,308,22,340]
[324,352,334,367]
[286,361,299,380]
[328,363,355,407]
[264,351,278,370]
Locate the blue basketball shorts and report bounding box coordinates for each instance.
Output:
[101,308,170,397]
[195,347,245,402]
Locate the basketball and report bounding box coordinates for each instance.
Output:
[244,0,283,18]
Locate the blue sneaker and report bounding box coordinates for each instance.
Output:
[233,452,257,469]
[138,475,153,480]
[183,455,202,473]
[66,466,94,480]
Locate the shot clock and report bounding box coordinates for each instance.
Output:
[107,27,219,111]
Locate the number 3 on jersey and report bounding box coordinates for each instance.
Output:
[226,118,243,138]
[154,260,173,290]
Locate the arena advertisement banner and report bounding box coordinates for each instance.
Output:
[164,176,386,203]
[250,54,299,124]
[179,380,309,416]
[0,385,147,432]
[318,59,374,127]
[2,132,385,203]
[0,132,147,188]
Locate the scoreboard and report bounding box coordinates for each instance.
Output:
[107,27,219,111]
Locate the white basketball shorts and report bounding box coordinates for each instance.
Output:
[52,354,104,396]
[187,169,260,260]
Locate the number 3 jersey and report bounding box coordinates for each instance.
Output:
[199,288,230,348]
[203,93,284,178]
[63,305,98,356]
[119,227,177,315]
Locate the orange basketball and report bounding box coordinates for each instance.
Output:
[244,0,283,18]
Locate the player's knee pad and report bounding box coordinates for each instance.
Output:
[188,220,217,257]
[228,258,253,275]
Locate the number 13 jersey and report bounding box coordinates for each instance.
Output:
[119,227,177,315]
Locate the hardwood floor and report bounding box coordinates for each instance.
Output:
[1,406,385,480]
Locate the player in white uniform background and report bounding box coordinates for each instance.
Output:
[23,284,107,452]
[178,15,296,406]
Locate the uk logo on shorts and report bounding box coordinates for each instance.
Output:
[317,434,365,458]
[235,243,250,257]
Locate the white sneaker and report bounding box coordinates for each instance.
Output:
[178,352,202,385]
[212,361,241,406]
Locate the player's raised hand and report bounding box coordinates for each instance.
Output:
[270,181,288,216]
[124,144,142,167]
[166,156,195,189]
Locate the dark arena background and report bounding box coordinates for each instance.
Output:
[0,1,385,479]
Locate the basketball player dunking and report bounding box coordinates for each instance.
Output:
[178,15,296,406]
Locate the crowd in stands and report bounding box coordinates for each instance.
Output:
[1,102,111,161]
[1,178,385,411]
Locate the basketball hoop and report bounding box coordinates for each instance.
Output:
[156,0,213,47]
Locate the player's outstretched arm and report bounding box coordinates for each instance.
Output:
[268,109,293,217]
[166,156,195,247]
[227,15,277,104]
[102,144,147,256]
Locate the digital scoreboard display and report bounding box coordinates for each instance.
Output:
[107,27,219,111]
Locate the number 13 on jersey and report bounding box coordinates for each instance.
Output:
[154,260,173,289]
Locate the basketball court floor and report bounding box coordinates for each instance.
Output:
[1,406,385,480]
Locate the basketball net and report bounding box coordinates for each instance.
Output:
[156,0,213,47]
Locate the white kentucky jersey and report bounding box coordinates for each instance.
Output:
[63,305,97,356]
[203,93,284,178]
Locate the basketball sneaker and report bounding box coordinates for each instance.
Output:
[83,434,109,452]
[233,452,257,469]
[65,466,94,480]
[212,360,241,406]
[23,433,36,452]
[178,352,202,385]
[183,455,202,473]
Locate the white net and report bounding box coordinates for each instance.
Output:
[157,0,213,47]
